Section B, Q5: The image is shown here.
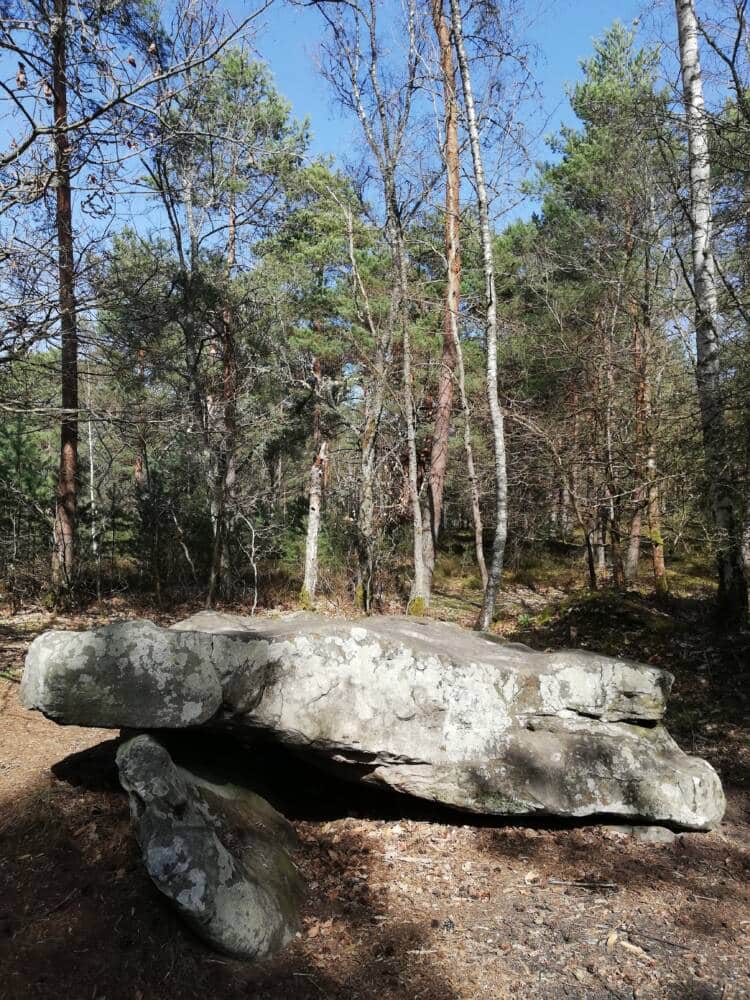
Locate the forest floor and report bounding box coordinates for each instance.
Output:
[1,556,749,999]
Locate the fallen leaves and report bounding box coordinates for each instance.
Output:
[618,939,650,961]
[306,916,335,939]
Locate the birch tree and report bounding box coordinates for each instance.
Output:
[449,0,508,630]
[674,0,748,624]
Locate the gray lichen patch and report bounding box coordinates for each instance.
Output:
[21,621,224,728]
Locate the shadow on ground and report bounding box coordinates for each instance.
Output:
[1,722,748,999]
[2,586,749,999]
[1,744,459,1000]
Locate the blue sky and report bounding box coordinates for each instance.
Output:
[0,0,652,239]
[245,0,645,162]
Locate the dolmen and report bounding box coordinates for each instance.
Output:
[21,611,726,958]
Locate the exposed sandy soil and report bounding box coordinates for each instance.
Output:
[1,600,749,1000]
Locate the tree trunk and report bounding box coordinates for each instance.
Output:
[302,440,328,605]
[423,0,461,592]
[627,284,669,594]
[357,334,390,613]
[597,508,607,579]
[625,316,645,586]
[50,0,78,596]
[450,0,508,631]
[301,352,327,607]
[742,487,750,580]
[85,380,100,601]
[134,345,161,604]
[626,500,644,586]
[647,438,668,594]
[396,236,429,614]
[675,0,747,624]
[355,332,390,615]
[609,501,625,588]
[134,439,161,605]
[208,196,238,607]
[560,485,572,540]
[585,528,598,591]
[220,201,238,578]
[357,408,379,613]
[206,392,224,608]
[602,308,625,588]
[455,330,488,589]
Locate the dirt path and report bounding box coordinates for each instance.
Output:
[1,609,749,999]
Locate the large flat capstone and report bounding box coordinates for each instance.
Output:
[21,612,725,830]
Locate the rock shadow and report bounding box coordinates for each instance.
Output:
[3,739,461,1000]
[51,737,123,791]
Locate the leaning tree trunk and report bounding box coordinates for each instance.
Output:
[675,0,747,624]
[50,0,78,596]
[422,0,461,593]
[449,0,508,631]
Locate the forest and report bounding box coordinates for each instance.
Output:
[2,0,750,631]
[1,3,750,999]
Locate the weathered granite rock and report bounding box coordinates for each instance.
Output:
[21,621,229,728]
[116,733,303,960]
[22,612,725,830]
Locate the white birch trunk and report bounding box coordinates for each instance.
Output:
[302,440,328,605]
[449,0,508,630]
[675,0,747,622]
[395,231,429,613]
[86,381,100,601]
[452,280,488,589]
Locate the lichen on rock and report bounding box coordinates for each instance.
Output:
[116,733,303,960]
[22,612,726,831]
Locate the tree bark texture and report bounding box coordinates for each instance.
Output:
[302,440,328,604]
[450,0,508,630]
[675,0,747,624]
[422,0,461,592]
[51,0,78,594]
